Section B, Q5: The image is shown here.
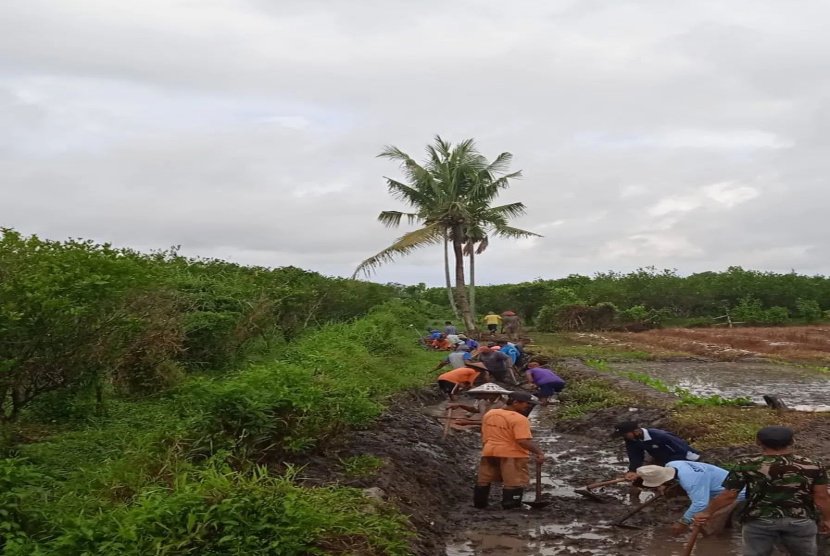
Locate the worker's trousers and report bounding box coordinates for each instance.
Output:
[742,517,817,556]
[476,457,529,488]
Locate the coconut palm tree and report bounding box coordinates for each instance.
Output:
[353,136,538,330]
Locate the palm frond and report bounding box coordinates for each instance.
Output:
[490,225,542,239]
[352,223,445,277]
[485,152,513,175]
[475,235,490,254]
[484,202,528,219]
[378,211,420,228]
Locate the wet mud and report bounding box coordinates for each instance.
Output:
[441,406,745,556]
[304,358,830,555]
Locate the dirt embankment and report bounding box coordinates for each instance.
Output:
[299,388,478,555]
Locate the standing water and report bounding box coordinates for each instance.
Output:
[607,360,830,410]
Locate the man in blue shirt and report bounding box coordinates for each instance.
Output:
[637,462,746,536]
[612,421,700,481]
[431,344,472,373]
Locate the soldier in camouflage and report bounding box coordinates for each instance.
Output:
[694,426,830,556]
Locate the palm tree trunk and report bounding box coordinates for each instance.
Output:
[468,247,477,327]
[444,232,460,319]
[452,227,475,331]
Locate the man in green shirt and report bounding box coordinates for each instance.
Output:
[695,426,830,556]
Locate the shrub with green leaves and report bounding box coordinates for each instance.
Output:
[0,228,404,422]
[25,467,411,556]
[3,300,441,554]
[796,298,823,324]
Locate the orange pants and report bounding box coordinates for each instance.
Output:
[476,457,529,488]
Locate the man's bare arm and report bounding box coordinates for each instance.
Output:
[693,489,740,524]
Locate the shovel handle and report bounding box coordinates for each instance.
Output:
[441,407,452,439]
[585,477,628,490]
[681,524,701,556]
[612,492,664,526]
[535,459,543,501]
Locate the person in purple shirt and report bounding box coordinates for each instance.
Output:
[525,362,566,405]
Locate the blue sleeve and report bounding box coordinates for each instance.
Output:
[682,480,710,523]
[655,431,692,456]
[626,441,645,471]
[463,352,472,361]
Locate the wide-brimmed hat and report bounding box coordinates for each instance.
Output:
[467,383,512,395]
[465,362,489,372]
[636,465,676,488]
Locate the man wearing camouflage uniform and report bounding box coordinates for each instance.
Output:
[695,426,830,556]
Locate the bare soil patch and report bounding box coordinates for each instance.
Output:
[601,326,830,363]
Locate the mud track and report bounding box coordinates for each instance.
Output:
[303,358,830,555]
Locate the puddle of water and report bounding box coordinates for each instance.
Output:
[609,360,830,408]
[446,525,743,555]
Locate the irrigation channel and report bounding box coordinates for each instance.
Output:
[432,400,744,556]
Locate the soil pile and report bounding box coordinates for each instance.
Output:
[300,388,479,555]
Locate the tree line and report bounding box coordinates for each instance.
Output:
[0,228,400,422]
[419,266,830,330]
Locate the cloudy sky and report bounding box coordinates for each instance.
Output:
[2,0,828,285]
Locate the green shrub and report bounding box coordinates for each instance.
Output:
[796,298,823,324]
[42,467,411,556]
[0,229,403,422]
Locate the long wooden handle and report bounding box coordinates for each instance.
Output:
[585,477,627,489]
[441,408,452,439]
[535,460,543,501]
[681,525,701,556]
[613,493,664,525]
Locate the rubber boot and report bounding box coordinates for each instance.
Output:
[501,487,524,509]
[473,485,490,509]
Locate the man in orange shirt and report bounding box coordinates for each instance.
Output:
[437,362,490,400]
[474,391,545,509]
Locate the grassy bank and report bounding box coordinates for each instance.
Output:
[1,300,441,555]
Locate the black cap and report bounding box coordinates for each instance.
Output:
[508,391,539,405]
[757,426,794,448]
[611,421,639,437]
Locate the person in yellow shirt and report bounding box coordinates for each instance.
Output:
[483,312,502,334]
[474,391,545,509]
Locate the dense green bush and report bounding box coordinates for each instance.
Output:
[732,296,790,326]
[797,298,823,324]
[2,300,440,554]
[0,229,401,421]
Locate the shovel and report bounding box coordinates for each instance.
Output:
[681,524,701,556]
[611,492,664,529]
[575,477,627,503]
[441,407,453,439]
[525,459,551,510]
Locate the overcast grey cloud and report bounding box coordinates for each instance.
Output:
[2,0,829,285]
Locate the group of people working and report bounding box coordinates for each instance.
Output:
[428,326,830,556]
[619,421,830,556]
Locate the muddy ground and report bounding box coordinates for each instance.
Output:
[305,355,830,555]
